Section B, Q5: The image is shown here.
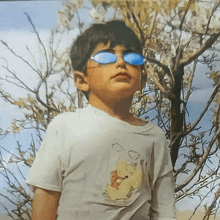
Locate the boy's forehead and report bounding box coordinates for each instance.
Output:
[92,42,131,55]
[92,42,111,53]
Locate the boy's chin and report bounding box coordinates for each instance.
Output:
[88,86,139,103]
[112,86,140,99]
[107,91,135,101]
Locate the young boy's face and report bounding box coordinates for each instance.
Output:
[76,43,142,103]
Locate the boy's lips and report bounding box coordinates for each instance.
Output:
[112,72,131,79]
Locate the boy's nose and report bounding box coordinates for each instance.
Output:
[116,55,126,67]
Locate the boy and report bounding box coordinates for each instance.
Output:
[27,20,176,220]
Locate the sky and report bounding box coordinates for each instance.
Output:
[0,0,218,216]
[0,0,73,215]
[0,1,61,31]
[0,0,62,114]
[0,0,93,130]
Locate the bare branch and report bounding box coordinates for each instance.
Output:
[26,45,43,79]
[203,187,220,220]
[0,201,16,220]
[180,33,220,67]
[176,172,220,202]
[34,80,58,113]
[24,13,49,78]
[186,84,220,135]
[147,70,175,101]
[2,65,35,93]
[149,11,157,39]
[170,84,220,148]
[205,1,220,35]
[144,55,170,74]
[74,5,83,34]
[16,163,26,181]
[179,0,193,30]
[175,128,220,192]
[184,60,198,103]
[0,146,21,161]
[0,40,42,76]
[125,1,145,46]
[0,90,14,105]
[188,183,219,220]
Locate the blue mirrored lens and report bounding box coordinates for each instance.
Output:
[123,53,144,65]
[93,52,117,64]
[92,51,144,65]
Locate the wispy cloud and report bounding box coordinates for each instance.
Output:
[0,29,79,129]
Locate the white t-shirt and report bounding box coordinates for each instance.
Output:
[26,104,176,220]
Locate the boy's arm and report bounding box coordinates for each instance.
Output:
[150,135,176,219]
[32,187,61,220]
[150,171,176,219]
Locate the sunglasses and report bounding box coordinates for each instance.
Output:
[90,51,145,66]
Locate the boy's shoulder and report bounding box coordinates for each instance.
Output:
[51,111,76,123]
[136,119,166,138]
[49,108,83,127]
[48,105,92,128]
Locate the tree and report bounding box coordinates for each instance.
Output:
[64,0,220,218]
[0,11,80,219]
[0,0,220,219]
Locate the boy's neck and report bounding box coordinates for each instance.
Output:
[89,95,147,126]
[89,96,133,121]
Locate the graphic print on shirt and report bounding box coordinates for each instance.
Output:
[104,143,143,202]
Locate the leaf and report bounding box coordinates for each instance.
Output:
[209,71,220,85]
[13,98,26,108]
[151,1,161,13]
[133,6,140,16]
[214,93,220,105]
[19,150,24,158]
[92,0,109,5]
[18,186,23,193]
[25,155,35,166]
[27,94,36,104]
[178,6,188,12]
[205,8,210,19]
[35,111,42,123]
[169,0,179,9]
[89,7,105,22]
[139,2,149,20]
[189,0,196,11]
[8,156,14,164]
[11,122,21,133]
[138,1,150,12]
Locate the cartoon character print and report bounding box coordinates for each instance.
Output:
[105,160,143,201]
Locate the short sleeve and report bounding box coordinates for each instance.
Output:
[150,132,176,219]
[26,116,65,192]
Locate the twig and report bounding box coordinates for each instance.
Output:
[145,55,171,75]
[180,33,220,67]
[0,90,14,104]
[205,1,220,35]
[179,0,193,30]
[184,60,198,103]
[189,184,219,220]
[203,187,220,220]
[175,128,220,192]
[0,40,42,76]
[186,84,220,135]
[171,84,220,147]
[2,66,34,93]
[24,13,49,78]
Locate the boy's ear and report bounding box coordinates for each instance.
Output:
[74,71,89,92]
